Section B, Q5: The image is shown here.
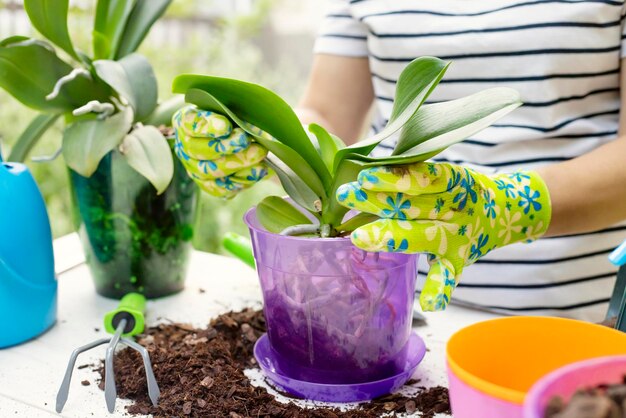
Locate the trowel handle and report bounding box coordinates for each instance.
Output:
[222,233,255,269]
[103,293,146,337]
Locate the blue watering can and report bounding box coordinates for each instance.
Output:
[0,159,57,348]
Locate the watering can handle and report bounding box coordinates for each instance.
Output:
[103,293,146,337]
[609,239,626,266]
[222,233,256,269]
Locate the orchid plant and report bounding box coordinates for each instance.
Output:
[174,57,522,238]
[0,0,181,193]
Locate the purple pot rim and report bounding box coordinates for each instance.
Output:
[523,354,626,418]
[244,205,353,243]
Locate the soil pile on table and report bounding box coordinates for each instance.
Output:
[544,377,626,418]
[96,308,450,417]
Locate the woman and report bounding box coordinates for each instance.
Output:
[174,0,626,321]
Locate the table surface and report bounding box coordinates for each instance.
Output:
[0,234,498,417]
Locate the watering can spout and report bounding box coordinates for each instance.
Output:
[0,161,57,348]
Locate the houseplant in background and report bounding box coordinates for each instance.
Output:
[0,0,196,299]
[172,57,522,400]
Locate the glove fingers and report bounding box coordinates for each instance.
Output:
[419,257,459,312]
[177,127,252,160]
[357,163,454,194]
[336,183,451,220]
[350,218,460,255]
[182,143,268,180]
[173,106,232,138]
[230,163,272,185]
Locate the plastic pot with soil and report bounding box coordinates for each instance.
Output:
[70,147,197,299]
[245,205,423,401]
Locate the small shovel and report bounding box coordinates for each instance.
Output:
[56,293,160,413]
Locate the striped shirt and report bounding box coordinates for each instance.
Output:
[314,0,626,321]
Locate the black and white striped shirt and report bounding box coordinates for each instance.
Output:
[314,0,626,321]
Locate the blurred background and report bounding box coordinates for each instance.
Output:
[0,0,324,253]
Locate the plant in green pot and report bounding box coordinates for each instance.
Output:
[0,0,196,299]
[171,57,522,401]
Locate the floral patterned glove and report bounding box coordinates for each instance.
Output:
[172,106,271,198]
[336,163,552,311]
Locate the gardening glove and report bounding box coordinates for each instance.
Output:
[336,163,552,312]
[172,106,271,198]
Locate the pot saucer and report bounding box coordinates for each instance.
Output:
[253,332,427,403]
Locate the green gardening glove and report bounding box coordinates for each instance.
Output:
[336,162,552,312]
[172,106,271,198]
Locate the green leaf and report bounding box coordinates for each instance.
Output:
[172,74,331,187]
[337,213,379,234]
[8,113,60,162]
[333,57,449,170]
[143,95,184,126]
[24,0,78,60]
[266,156,320,213]
[94,53,158,121]
[184,88,327,200]
[119,125,173,194]
[94,0,136,59]
[62,107,133,177]
[0,38,110,112]
[114,0,172,59]
[323,158,368,227]
[256,196,312,234]
[308,124,344,174]
[348,88,522,166]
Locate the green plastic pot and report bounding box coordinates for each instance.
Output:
[69,146,197,299]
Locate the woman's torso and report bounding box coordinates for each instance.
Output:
[316,0,626,321]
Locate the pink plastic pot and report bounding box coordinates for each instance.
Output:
[446,317,626,418]
[245,206,419,385]
[524,355,626,418]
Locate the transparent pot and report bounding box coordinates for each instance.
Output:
[245,206,418,384]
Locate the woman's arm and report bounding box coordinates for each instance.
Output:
[296,54,374,145]
[538,59,626,236]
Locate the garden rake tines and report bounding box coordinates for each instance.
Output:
[56,293,160,413]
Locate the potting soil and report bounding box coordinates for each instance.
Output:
[544,377,626,418]
[95,308,450,417]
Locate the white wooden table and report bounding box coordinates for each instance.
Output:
[0,234,498,417]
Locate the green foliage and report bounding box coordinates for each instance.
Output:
[173,57,522,237]
[256,196,312,234]
[0,0,175,192]
[0,1,299,252]
[24,0,79,60]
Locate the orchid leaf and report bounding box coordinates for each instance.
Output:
[119,125,173,194]
[93,0,135,59]
[346,88,522,165]
[337,213,380,234]
[114,0,172,59]
[0,38,107,112]
[8,113,60,162]
[62,108,133,177]
[332,57,449,170]
[143,95,184,126]
[24,0,79,60]
[172,74,331,187]
[266,156,320,213]
[183,88,327,200]
[256,196,312,234]
[308,123,344,174]
[94,53,158,121]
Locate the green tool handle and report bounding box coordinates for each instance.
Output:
[222,232,255,268]
[103,292,146,337]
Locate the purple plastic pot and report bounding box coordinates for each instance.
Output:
[245,206,419,385]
